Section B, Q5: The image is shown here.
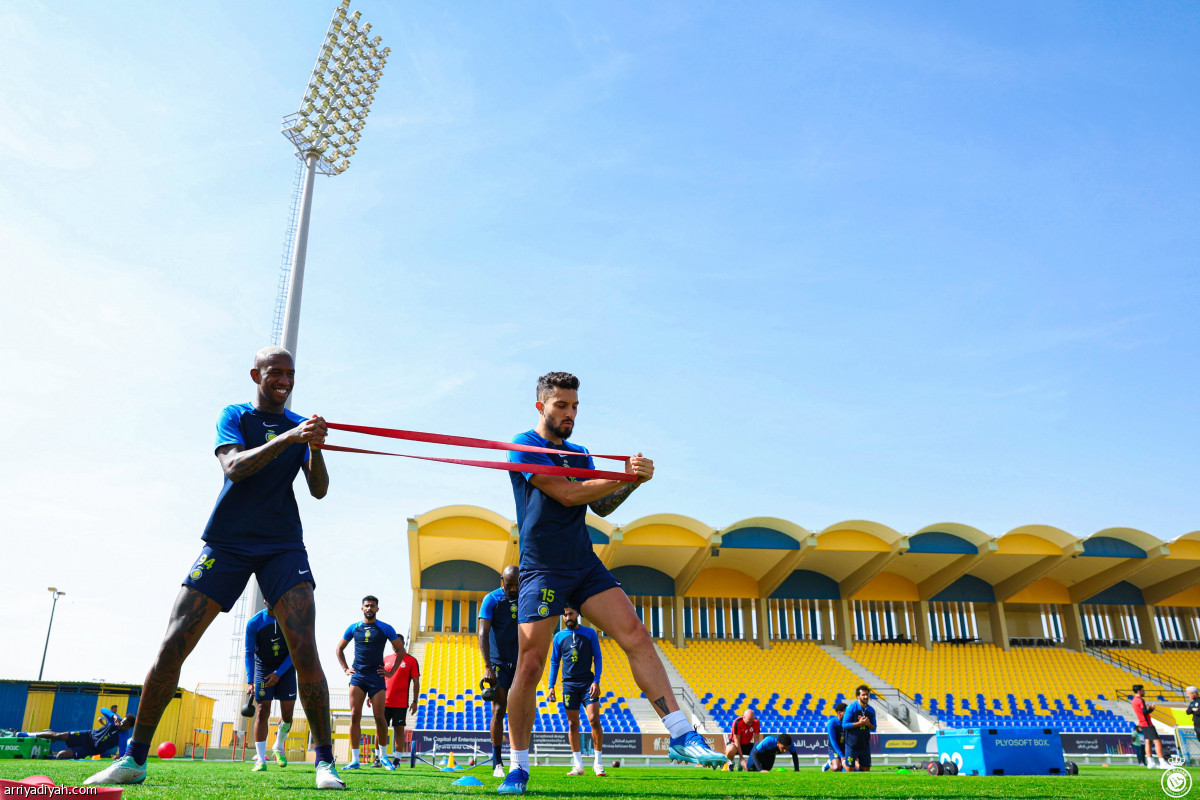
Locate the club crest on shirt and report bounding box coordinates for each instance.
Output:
[510,602,517,619]
[266,430,277,442]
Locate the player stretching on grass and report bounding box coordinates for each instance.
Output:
[747,734,800,772]
[245,603,296,771]
[336,595,403,771]
[479,566,521,778]
[85,347,343,789]
[547,605,606,777]
[498,372,725,795]
[28,708,134,760]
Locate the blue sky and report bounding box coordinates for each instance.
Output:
[1,1,1196,687]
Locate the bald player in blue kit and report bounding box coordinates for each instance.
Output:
[498,372,725,795]
[85,346,343,790]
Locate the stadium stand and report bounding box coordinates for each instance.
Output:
[413,633,641,733]
[849,643,1169,732]
[1102,648,1200,689]
[661,639,864,734]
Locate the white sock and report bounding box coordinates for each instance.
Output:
[572,752,583,769]
[594,750,603,766]
[662,710,692,739]
[255,741,267,761]
[513,749,529,772]
[275,722,291,751]
[350,747,360,764]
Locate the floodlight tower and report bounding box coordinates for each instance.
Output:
[277,0,390,371]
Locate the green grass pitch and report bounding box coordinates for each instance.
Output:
[0,759,1185,799]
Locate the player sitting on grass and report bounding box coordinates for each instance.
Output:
[336,595,404,771]
[28,708,134,760]
[546,605,607,777]
[822,702,847,772]
[498,372,725,796]
[245,602,296,771]
[746,733,800,772]
[842,685,875,772]
[724,709,760,771]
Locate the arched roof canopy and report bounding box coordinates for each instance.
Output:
[910,522,991,553]
[720,517,812,550]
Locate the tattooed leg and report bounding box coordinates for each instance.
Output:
[580,588,681,718]
[132,587,222,743]
[275,581,333,745]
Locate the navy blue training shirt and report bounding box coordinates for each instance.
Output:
[244,609,293,681]
[508,430,595,570]
[203,403,310,548]
[344,620,398,671]
[842,701,876,751]
[753,735,800,756]
[825,715,845,757]
[547,625,603,687]
[478,587,519,665]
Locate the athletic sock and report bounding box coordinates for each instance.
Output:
[256,741,268,761]
[594,750,603,766]
[314,744,334,765]
[513,749,529,772]
[491,743,502,767]
[662,711,693,739]
[127,741,150,767]
[571,752,583,769]
[275,722,291,751]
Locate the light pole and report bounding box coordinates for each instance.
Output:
[278,0,390,373]
[38,588,65,681]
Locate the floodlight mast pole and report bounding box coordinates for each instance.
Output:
[38,588,65,681]
[279,152,319,369]
[276,0,390,388]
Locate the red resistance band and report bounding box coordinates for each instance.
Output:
[316,422,637,483]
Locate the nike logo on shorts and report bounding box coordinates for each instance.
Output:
[299,569,310,574]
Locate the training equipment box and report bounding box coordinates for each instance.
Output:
[937,727,1066,775]
[0,737,51,759]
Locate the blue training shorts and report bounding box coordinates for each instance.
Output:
[350,673,386,697]
[254,668,298,703]
[517,555,620,624]
[560,682,598,711]
[63,732,100,757]
[494,662,516,692]
[182,543,315,612]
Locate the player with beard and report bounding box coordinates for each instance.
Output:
[336,596,403,771]
[497,372,725,795]
[479,566,521,778]
[84,347,343,789]
[546,605,606,777]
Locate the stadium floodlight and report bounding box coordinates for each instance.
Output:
[277,0,391,368]
[38,587,65,681]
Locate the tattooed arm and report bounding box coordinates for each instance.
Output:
[217,416,327,483]
[302,447,329,499]
[534,454,654,512]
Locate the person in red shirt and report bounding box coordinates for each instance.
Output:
[723,709,761,770]
[1132,684,1169,770]
[380,634,420,767]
